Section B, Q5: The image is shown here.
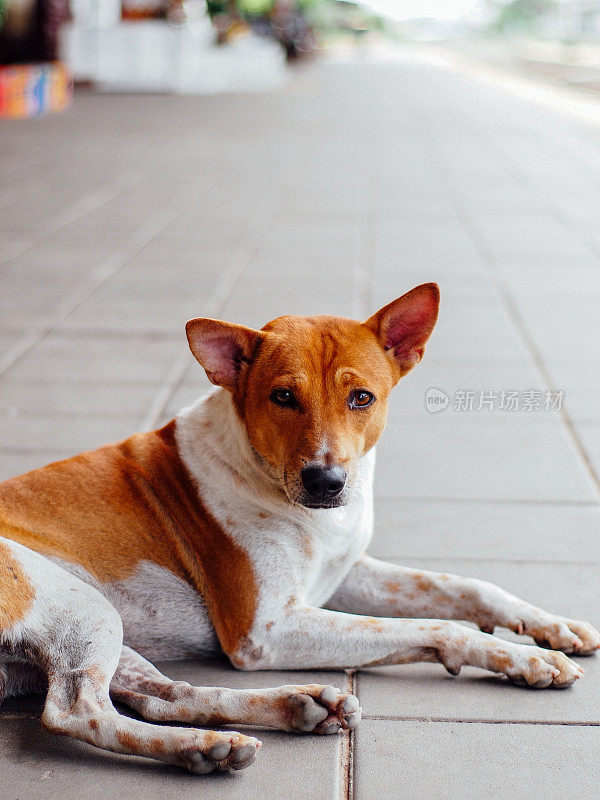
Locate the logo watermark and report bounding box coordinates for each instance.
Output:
[425,387,450,414]
[425,388,564,414]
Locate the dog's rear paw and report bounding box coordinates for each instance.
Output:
[285,685,361,734]
[180,732,261,774]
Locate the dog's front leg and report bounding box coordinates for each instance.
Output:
[325,556,600,655]
[231,604,583,688]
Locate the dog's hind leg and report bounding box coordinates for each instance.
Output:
[111,646,361,734]
[0,538,260,773]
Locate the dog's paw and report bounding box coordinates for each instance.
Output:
[490,645,584,689]
[284,684,361,734]
[180,732,261,774]
[525,618,600,655]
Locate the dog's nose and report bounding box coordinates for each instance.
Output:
[301,465,346,500]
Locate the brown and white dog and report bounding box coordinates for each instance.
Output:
[1,283,599,775]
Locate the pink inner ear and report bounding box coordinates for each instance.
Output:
[382,289,438,370]
[386,307,434,348]
[201,335,245,386]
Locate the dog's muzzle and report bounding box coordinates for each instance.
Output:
[300,464,346,508]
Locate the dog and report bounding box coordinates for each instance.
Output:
[1,282,598,775]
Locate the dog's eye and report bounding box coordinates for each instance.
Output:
[349,390,375,409]
[270,388,296,408]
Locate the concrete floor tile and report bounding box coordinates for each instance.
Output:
[545,361,600,422]
[222,290,356,326]
[6,334,183,384]
[0,658,346,799]
[0,449,76,481]
[164,379,213,419]
[354,720,600,800]
[152,657,350,696]
[513,298,600,362]
[0,382,158,419]
[387,356,546,420]
[0,716,341,800]
[374,417,596,502]
[370,498,600,563]
[0,331,27,353]
[573,422,600,483]
[0,237,33,263]
[423,301,531,362]
[499,258,600,296]
[0,413,140,451]
[372,270,498,305]
[0,238,118,275]
[56,301,195,334]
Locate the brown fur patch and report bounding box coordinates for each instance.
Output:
[0,542,35,629]
[149,737,167,755]
[116,730,141,752]
[488,651,512,674]
[0,420,258,658]
[413,574,433,593]
[354,616,385,633]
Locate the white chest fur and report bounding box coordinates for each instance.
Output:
[175,391,376,613]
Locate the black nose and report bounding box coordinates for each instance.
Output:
[301,465,346,501]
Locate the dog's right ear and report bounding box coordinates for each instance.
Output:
[185,318,265,393]
[364,283,439,379]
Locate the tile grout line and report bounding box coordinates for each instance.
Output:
[427,94,600,499]
[339,670,356,800]
[372,556,600,566]
[341,170,373,797]
[352,160,375,320]
[416,117,600,500]
[0,176,223,378]
[362,714,600,727]
[431,47,600,190]
[374,495,600,506]
[0,168,151,266]
[140,186,293,432]
[456,209,600,500]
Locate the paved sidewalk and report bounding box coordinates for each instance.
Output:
[2,55,600,799]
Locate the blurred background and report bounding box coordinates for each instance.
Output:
[3,1,600,96]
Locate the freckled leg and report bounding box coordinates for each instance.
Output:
[2,542,259,773]
[111,646,361,734]
[326,556,600,655]
[43,669,260,773]
[232,606,584,689]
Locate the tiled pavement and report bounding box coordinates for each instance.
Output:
[2,55,600,798]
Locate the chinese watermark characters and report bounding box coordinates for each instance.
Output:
[425,388,564,414]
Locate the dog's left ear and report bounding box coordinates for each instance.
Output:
[186,318,265,393]
[364,283,439,378]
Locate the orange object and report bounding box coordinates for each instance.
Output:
[0,62,72,119]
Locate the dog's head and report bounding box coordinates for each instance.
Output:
[186,283,439,508]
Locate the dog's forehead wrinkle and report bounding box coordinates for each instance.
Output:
[260,339,378,392]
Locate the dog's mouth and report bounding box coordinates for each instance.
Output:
[298,495,348,510]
